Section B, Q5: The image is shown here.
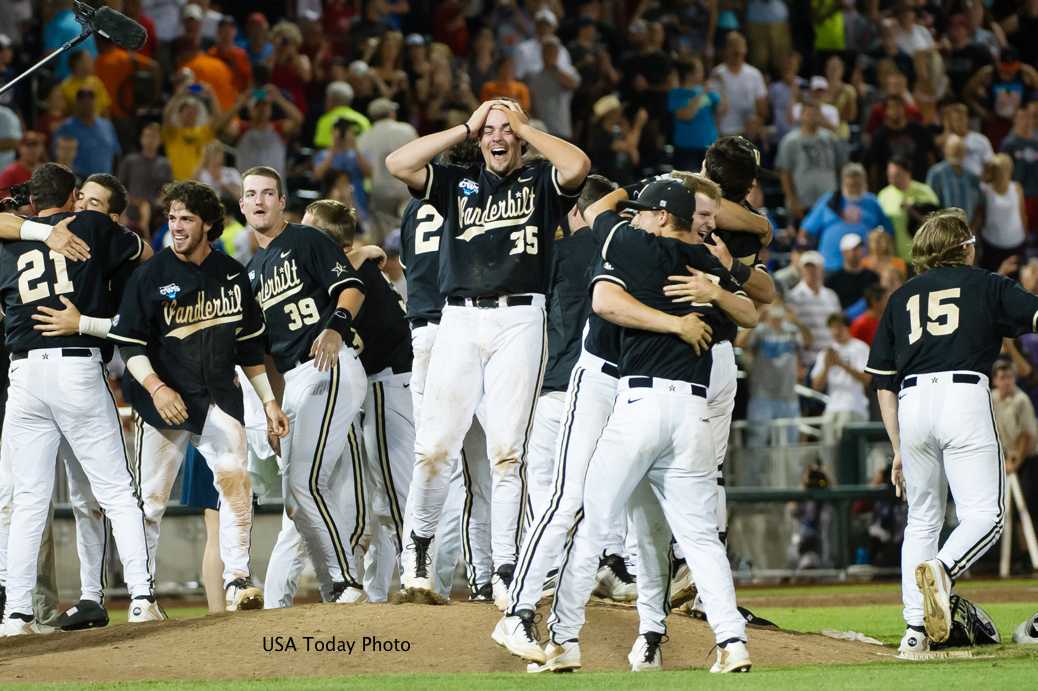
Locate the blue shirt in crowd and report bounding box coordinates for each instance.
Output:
[801,192,894,272]
[43,9,97,81]
[668,87,720,151]
[55,116,121,177]
[925,161,982,221]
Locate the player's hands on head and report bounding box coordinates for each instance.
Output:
[891,451,906,499]
[675,313,713,355]
[663,269,721,304]
[491,100,530,135]
[310,328,343,372]
[466,100,499,138]
[32,296,81,336]
[153,385,189,426]
[46,215,91,262]
[264,401,290,456]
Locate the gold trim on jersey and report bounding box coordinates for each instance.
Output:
[166,314,244,339]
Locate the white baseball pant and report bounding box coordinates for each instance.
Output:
[507,348,621,614]
[897,371,1005,627]
[280,349,367,589]
[548,377,746,645]
[3,348,152,617]
[61,442,111,603]
[525,391,568,525]
[404,299,547,570]
[410,322,493,595]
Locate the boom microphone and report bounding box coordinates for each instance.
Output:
[75,3,148,51]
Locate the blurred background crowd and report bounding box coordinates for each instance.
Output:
[0,0,1037,573]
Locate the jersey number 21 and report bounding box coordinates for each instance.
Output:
[906,288,960,344]
[17,249,74,303]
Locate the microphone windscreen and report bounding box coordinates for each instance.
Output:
[93,6,147,51]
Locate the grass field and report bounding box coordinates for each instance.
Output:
[4,581,1036,690]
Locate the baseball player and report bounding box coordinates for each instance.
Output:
[866,210,1038,655]
[386,99,590,599]
[397,183,495,601]
[532,178,757,673]
[242,166,369,603]
[0,163,159,635]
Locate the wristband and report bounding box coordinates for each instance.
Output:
[729,260,751,285]
[249,372,276,404]
[20,220,53,242]
[78,315,112,338]
[149,383,168,397]
[325,308,354,340]
[462,122,471,139]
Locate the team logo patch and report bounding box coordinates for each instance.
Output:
[331,262,349,277]
[159,283,182,299]
[603,261,615,270]
[248,270,256,281]
[458,179,479,197]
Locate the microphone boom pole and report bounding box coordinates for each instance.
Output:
[0,27,96,98]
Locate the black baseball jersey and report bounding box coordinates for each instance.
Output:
[867,266,1038,390]
[417,159,579,297]
[0,210,143,354]
[399,198,445,323]
[247,223,365,374]
[110,248,266,433]
[542,228,601,393]
[592,210,744,385]
[353,258,412,375]
[709,201,769,344]
[584,260,623,365]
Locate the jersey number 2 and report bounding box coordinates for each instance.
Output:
[906,288,960,344]
[17,249,74,303]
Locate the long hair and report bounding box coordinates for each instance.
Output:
[911,209,973,274]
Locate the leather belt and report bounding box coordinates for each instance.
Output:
[12,348,93,361]
[446,295,534,309]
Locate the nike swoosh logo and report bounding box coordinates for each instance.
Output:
[227,273,240,280]
[518,176,533,182]
[627,397,642,404]
[280,250,292,258]
[403,383,410,389]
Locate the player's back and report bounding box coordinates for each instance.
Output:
[398,198,445,324]
[875,265,1038,382]
[353,258,412,375]
[0,210,143,353]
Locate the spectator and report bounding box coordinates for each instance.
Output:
[668,57,722,173]
[935,102,993,177]
[802,162,893,272]
[162,82,233,181]
[977,153,1028,272]
[926,134,982,224]
[54,89,120,176]
[776,100,845,224]
[238,12,274,70]
[810,313,871,445]
[1001,103,1038,230]
[824,234,880,318]
[0,131,44,197]
[209,15,253,93]
[867,19,916,89]
[43,0,97,81]
[314,81,371,149]
[850,284,887,345]
[125,0,158,59]
[740,303,805,448]
[877,156,939,260]
[788,465,834,569]
[467,27,497,98]
[786,250,842,366]
[270,21,312,117]
[964,47,1038,150]
[232,86,303,179]
[193,140,240,199]
[617,20,671,167]
[1002,0,1038,69]
[822,56,857,140]
[568,18,620,146]
[745,0,791,76]
[965,0,1004,58]
[942,13,992,99]
[345,61,380,121]
[992,360,1037,480]
[178,26,238,111]
[313,119,371,225]
[56,50,112,117]
[370,32,410,112]
[479,55,531,113]
[432,0,469,56]
[711,32,767,136]
[357,97,417,242]
[94,37,162,151]
[791,77,841,132]
[587,95,647,186]
[865,95,936,190]
[117,121,173,204]
[0,34,15,110]
[863,70,921,136]
[860,227,908,282]
[515,9,574,81]
[892,2,935,56]
[53,134,78,171]
[528,37,580,139]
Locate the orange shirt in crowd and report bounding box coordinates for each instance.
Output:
[181,53,238,111]
[208,44,253,93]
[95,47,158,119]
[479,80,530,114]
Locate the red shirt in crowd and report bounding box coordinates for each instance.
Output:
[850,312,880,345]
[0,162,32,198]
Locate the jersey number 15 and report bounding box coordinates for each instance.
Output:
[906,288,960,345]
[18,249,74,303]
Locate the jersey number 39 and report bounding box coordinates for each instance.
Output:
[17,249,74,303]
[906,288,960,345]
[285,297,320,331]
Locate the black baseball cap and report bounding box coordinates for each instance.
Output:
[618,179,695,224]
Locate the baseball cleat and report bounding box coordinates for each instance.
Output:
[710,638,751,673]
[915,559,952,643]
[127,595,166,623]
[401,531,434,591]
[470,582,494,603]
[55,599,110,631]
[3,612,56,637]
[1012,612,1038,644]
[628,632,664,671]
[492,609,545,663]
[527,640,581,673]
[670,559,696,608]
[540,568,558,601]
[898,627,930,658]
[491,563,515,612]
[331,582,368,604]
[225,578,264,611]
[593,553,637,602]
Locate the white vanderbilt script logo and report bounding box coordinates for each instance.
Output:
[456,187,537,242]
[162,285,244,339]
[257,259,304,310]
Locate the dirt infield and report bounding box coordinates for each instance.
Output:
[0,601,885,683]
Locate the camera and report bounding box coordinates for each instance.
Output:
[0,182,30,212]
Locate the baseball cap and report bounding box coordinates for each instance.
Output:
[218,14,236,26]
[810,76,828,91]
[839,234,862,252]
[0,34,11,49]
[800,250,824,267]
[405,33,426,47]
[349,60,370,76]
[182,3,204,21]
[592,94,621,121]
[535,8,558,27]
[368,97,398,119]
[618,179,696,225]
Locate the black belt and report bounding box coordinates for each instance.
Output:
[901,373,981,390]
[628,376,707,398]
[409,318,439,328]
[601,362,619,378]
[446,295,534,308]
[11,348,93,361]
